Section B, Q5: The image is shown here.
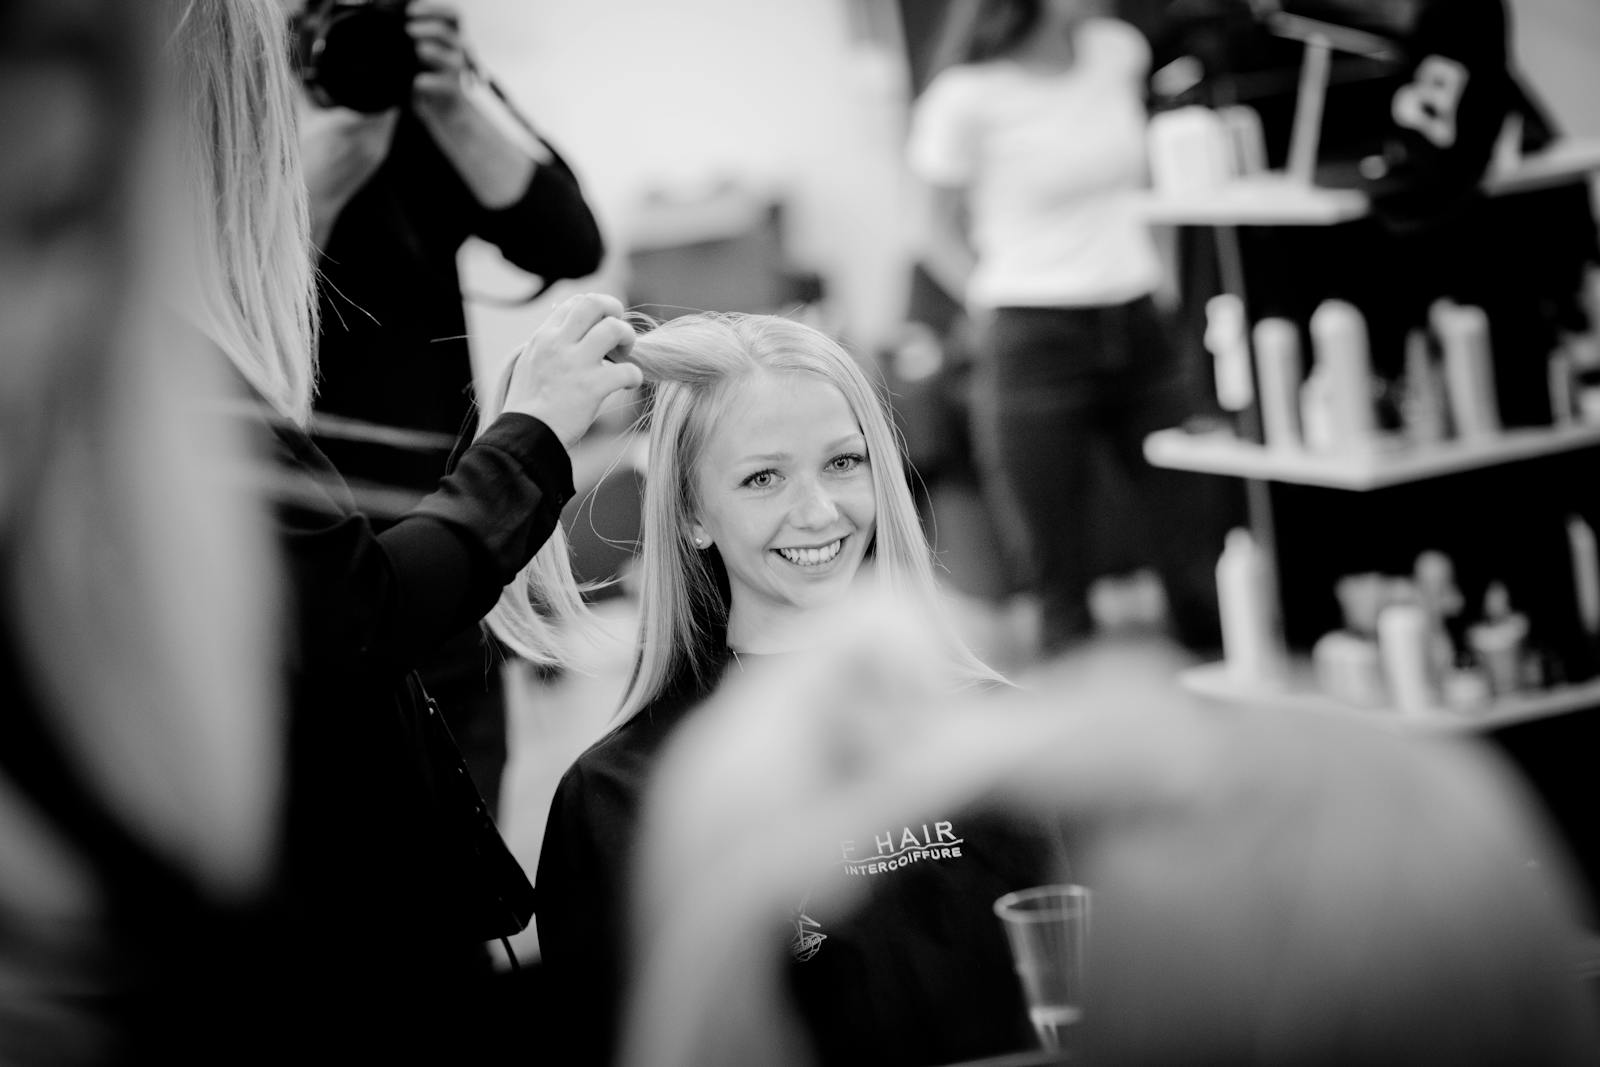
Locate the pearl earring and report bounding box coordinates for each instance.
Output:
[693,535,707,549]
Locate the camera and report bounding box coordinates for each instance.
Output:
[292,0,419,114]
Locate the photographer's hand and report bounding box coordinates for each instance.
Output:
[298,97,398,248]
[500,294,643,450]
[408,2,548,210]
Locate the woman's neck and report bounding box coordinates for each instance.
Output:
[726,604,818,656]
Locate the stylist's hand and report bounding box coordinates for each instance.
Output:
[502,293,642,449]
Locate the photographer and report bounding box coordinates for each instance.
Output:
[291,0,605,807]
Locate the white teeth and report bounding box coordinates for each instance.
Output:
[777,539,843,567]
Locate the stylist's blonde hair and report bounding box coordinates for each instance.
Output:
[164,0,317,423]
[488,312,1001,712]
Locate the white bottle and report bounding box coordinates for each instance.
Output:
[1254,318,1302,450]
[1219,105,1267,175]
[1312,630,1387,708]
[1148,107,1235,195]
[1379,603,1437,714]
[1549,344,1578,427]
[1216,529,1286,684]
[1309,301,1378,453]
[1301,368,1335,452]
[1432,301,1502,439]
[1467,583,1528,697]
[1401,329,1449,445]
[1569,515,1600,639]
[1206,294,1254,415]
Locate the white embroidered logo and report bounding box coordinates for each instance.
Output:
[839,820,964,877]
[791,899,826,962]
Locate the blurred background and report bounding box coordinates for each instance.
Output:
[440,0,1600,966]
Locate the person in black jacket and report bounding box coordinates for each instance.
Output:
[295,0,605,809]
[161,0,642,1054]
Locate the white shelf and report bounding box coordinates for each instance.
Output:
[1181,660,1600,734]
[1136,174,1369,226]
[1143,423,1600,490]
[1135,137,1600,227]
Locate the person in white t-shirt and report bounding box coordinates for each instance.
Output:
[909,0,1215,654]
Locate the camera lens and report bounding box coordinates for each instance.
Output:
[313,7,418,113]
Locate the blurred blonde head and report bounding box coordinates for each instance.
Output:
[620,607,1599,1066]
[161,0,317,423]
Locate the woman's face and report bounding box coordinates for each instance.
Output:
[691,371,877,646]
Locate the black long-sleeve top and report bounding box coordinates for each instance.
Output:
[313,110,603,499]
[266,409,572,1056]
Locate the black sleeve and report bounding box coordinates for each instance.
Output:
[278,412,573,675]
[535,761,635,1066]
[469,144,605,284]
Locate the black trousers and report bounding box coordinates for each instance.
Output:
[974,297,1221,653]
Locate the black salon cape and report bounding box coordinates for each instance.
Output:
[266,409,572,1058]
[537,652,1048,1066]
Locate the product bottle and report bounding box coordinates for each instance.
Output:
[1432,301,1502,440]
[1569,515,1600,639]
[1467,583,1529,698]
[1549,345,1578,427]
[1309,300,1378,453]
[1148,107,1234,195]
[1312,630,1387,708]
[1216,529,1286,684]
[1218,105,1267,175]
[1378,603,1437,714]
[1206,294,1254,418]
[1253,318,1302,450]
[1414,550,1463,676]
[1401,329,1449,445]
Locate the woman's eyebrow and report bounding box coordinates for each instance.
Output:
[736,452,790,465]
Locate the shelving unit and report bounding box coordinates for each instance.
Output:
[1180,661,1600,735]
[1142,134,1600,734]
[1135,136,1600,228]
[1145,423,1600,491]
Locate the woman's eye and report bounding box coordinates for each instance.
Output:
[828,453,866,473]
[743,470,778,489]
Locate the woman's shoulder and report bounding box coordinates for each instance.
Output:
[556,671,717,808]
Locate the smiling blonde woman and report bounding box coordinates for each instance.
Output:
[521,312,1052,1067]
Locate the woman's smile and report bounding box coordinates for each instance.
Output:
[774,535,847,569]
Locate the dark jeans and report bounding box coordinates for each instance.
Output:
[975,297,1220,653]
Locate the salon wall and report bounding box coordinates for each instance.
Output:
[457,0,913,375]
[1512,0,1600,139]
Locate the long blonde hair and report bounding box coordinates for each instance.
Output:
[164,0,318,423]
[487,312,1001,711]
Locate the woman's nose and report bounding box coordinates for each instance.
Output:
[791,480,841,529]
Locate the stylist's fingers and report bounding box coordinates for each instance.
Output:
[597,359,644,396]
[569,310,635,367]
[554,293,627,346]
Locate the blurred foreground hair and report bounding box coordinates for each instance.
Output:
[3,0,283,1055]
